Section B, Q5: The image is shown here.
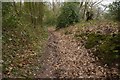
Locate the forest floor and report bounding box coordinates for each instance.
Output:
[3,21,120,78]
[36,24,119,78]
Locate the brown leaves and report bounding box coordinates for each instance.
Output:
[38,25,119,78]
[3,26,48,78]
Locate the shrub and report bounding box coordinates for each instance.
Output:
[2,3,19,28]
[85,33,105,49]
[56,2,80,29]
[96,33,120,65]
[43,6,56,26]
[109,1,120,21]
[84,33,120,65]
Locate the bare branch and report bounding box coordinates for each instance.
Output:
[94,0,104,6]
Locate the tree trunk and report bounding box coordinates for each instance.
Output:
[82,2,88,20]
[29,2,33,25]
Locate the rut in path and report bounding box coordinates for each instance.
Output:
[37,28,119,78]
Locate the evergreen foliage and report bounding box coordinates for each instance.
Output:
[56,2,80,29]
[109,1,120,21]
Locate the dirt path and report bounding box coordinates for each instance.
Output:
[37,27,119,78]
